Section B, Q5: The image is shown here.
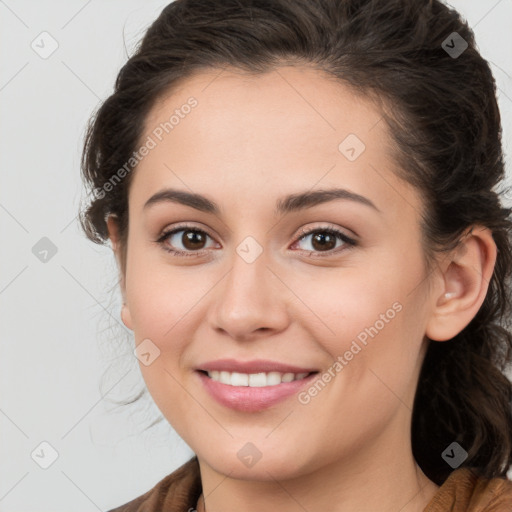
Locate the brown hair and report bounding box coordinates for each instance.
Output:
[79,0,512,485]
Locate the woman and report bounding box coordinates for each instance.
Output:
[79,0,512,510]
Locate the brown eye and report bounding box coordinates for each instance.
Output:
[156,225,217,256]
[181,230,208,250]
[292,227,357,257]
[310,231,337,251]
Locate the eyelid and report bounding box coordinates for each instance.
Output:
[155,222,218,257]
[155,222,357,257]
[290,224,357,257]
[293,223,357,243]
[157,221,215,241]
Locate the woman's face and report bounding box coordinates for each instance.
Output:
[114,65,436,479]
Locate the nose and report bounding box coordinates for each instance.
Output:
[207,248,290,342]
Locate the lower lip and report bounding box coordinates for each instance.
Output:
[196,371,318,412]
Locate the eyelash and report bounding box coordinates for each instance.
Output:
[155,223,357,258]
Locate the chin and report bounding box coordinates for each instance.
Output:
[198,443,314,481]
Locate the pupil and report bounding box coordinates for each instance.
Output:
[183,230,205,250]
[312,232,335,251]
[179,230,336,252]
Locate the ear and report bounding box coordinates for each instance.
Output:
[425,226,497,342]
[106,215,133,331]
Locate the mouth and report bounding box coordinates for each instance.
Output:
[197,369,318,387]
[195,368,320,412]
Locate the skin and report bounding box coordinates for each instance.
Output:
[107,65,497,512]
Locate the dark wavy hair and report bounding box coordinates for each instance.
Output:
[79,0,512,486]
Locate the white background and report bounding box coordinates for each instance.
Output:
[1,1,511,510]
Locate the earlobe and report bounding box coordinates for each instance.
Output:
[107,213,125,274]
[425,226,497,342]
[106,214,125,287]
[107,214,130,324]
[106,214,120,251]
[121,303,133,330]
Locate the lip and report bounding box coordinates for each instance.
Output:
[195,360,319,412]
[196,358,319,374]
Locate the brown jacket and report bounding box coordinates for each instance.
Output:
[107,457,512,512]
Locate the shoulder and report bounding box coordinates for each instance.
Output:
[469,470,512,512]
[424,467,512,512]
[106,456,202,512]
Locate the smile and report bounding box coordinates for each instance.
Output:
[205,370,313,387]
[196,370,319,412]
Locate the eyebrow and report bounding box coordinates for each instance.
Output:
[143,187,380,215]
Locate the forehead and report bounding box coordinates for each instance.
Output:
[129,65,419,221]
[143,65,385,152]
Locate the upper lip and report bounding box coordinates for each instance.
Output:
[197,359,318,374]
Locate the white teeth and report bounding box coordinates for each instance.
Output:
[266,371,282,386]
[206,370,311,387]
[248,373,267,387]
[231,372,249,386]
[219,371,231,385]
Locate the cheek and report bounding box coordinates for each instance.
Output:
[125,249,212,339]
[291,248,427,388]
[124,266,202,427]
[289,268,406,355]
[123,260,208,403]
